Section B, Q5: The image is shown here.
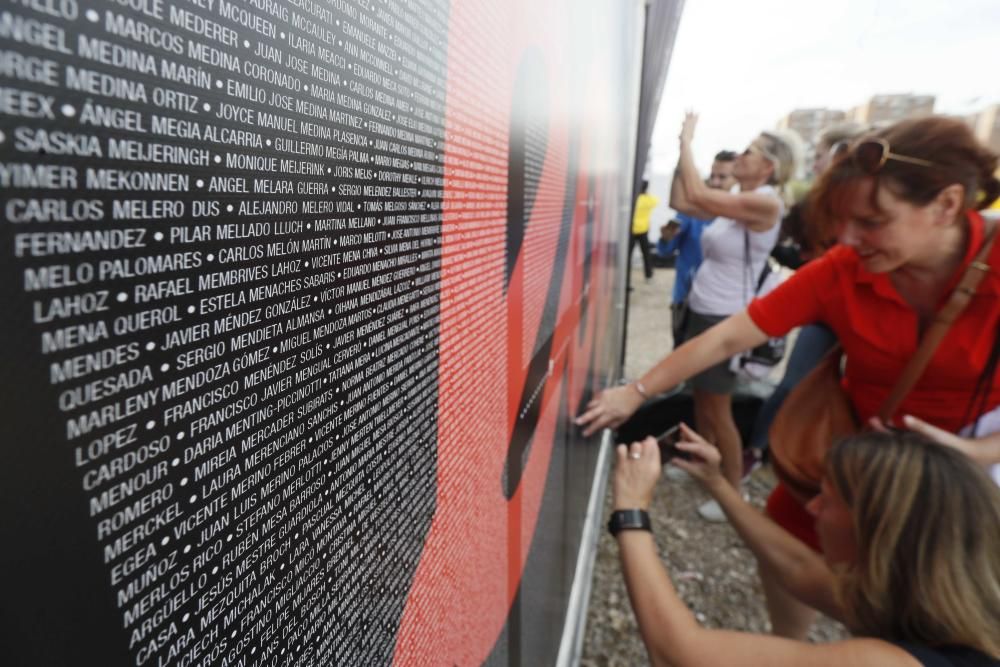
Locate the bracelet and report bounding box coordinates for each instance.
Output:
[607,509,652,536]
[632,381,649,399]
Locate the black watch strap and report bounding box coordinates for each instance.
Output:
[607,509,651,537]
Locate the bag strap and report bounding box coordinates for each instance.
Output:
[962,324,1000,436]
[743,229,772,297]
[878,213,998,422]
[743,229,750,306]
[756,259,772,293]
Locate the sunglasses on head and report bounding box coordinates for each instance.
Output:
[832,138,937,173]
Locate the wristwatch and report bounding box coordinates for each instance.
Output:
[607,509,651,536]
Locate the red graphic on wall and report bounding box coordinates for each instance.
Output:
[393,0,626,662]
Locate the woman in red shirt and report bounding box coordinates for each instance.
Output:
[577,115,1000,638]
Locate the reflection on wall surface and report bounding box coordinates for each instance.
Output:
[0,0,643,664]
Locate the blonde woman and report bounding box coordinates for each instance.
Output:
[654,112,800,520]
[611,427,1000,666]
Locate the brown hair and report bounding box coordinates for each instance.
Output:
[826,432,1000,657]
[808,116,1000,245]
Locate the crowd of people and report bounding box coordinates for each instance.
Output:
[583,114,1000,665]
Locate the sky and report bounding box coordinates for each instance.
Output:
[647,0,1000,208]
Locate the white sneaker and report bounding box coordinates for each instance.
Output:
[664,465,690,482]
[697,499,727,522]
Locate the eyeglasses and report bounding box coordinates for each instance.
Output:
[846,138,937,173]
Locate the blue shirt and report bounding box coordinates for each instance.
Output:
[657,213,712,304]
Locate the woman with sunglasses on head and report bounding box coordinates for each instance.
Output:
[579,115,1000,637]
[665,112,801,521]
[612,426,1000,666]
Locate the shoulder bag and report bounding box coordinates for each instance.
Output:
[732,230,786,380]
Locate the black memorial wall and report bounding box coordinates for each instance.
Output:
[0,0,653,664]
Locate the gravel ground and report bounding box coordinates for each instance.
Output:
[579,266,848,666]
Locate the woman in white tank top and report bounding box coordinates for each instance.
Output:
[688,184,783,316]
[668,113,801,521]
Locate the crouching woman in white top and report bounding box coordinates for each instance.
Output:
[669,112,801,520]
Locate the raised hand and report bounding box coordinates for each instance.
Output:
[679,111,699,145]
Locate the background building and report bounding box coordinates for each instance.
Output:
[969,104,1000,153]
[778,94,940,176]
[849,93,936,125]
[777,108,847,145]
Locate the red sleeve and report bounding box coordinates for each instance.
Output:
[747,249,845,337]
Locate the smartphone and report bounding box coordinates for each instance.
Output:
[656,425,691,463]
